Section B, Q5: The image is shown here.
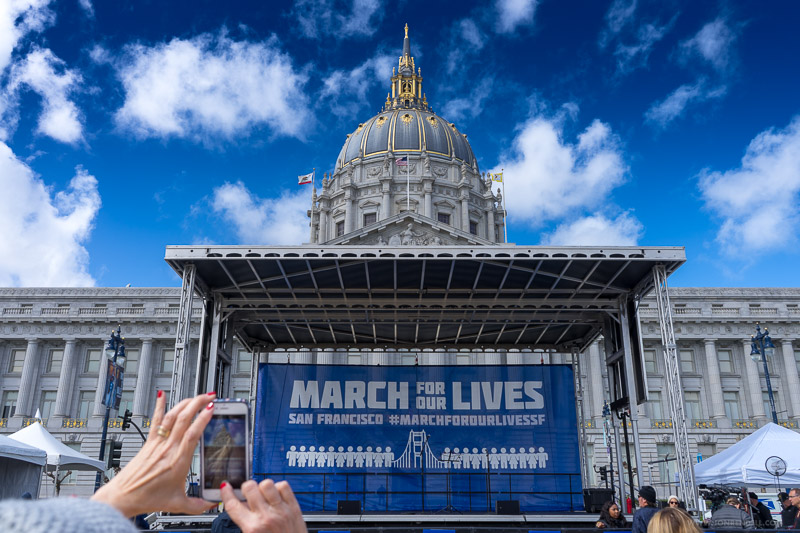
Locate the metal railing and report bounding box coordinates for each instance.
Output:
[732,419,759,429]
[62,418,87,428]
[651,419,674,429]
[22,417,45,427]
[779,419,799,429]
[691,419,717,429]
[0,418,7,428]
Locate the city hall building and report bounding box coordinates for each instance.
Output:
[1,27,799,511]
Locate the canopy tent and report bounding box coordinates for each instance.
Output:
[694,423,800,487]
[9,421,105,472]
[0,434,47,499]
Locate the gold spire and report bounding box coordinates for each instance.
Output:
[405,23,408,37]
[383,24,428,112]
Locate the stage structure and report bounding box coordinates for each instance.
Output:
[164,26,696,512]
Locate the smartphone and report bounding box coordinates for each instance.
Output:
[201,398,251,501]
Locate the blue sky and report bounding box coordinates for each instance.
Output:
[2,0,799,288]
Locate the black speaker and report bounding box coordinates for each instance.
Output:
[583,488,615,513]
[337,500,361,515]
[496,500,520,514]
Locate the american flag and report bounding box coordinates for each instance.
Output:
[395,156,408,166]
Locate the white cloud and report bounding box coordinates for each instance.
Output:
[78,0,94,18]
[291,0,383,40]
[603,0,637,39]
[644,79,726,128]
[493,111,628,227]
[699,116,800,255]
[680,18,736,72]
[8,47,83,143]
[0,0,54,74]
[0,141,100,286]
[211,181,310,245]
[613,20,672,74]
[496,0,538,34]
[113,33,312,142]
[445,19,485,76]
[319,52,394,118]
[459,19,484,49]
[440,77,494,123]
[542,212,642,246]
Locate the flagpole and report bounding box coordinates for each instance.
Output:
[501,168,508,243]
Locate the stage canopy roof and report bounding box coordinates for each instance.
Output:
[165,245,685,351]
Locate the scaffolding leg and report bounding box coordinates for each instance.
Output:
[653,264,698,511]
[619,299,644,492]
[170,263,195,409]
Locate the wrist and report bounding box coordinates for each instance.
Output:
[91,483,139,518]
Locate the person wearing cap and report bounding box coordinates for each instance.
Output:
[631,486,659,533]
[779,492,798,528]
[748,491,774,528]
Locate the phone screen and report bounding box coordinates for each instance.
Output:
[203,414,248,490]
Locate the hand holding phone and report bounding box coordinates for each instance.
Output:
[201,399,251,501]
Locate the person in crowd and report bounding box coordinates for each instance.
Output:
[631,486,660,533]
[789,488,800,529]
[595,500,627,528]
[779,492,798,528]
[212,510,242,533]
[646,507,701,533]
[749,491,774,528]
[709,496,754,529]
[0,392,308,533]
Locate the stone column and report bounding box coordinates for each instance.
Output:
[15,339,40,417]
[344,189,354,234]
[319,207,329,243]
[93,349,110,416]
[53,339,78,417]
[423,179,433,218]
[133,339,154,416]
[703,340,726,419]
[742,339,766,420]
[780,340,800,418]
[486,205,495,242]
[380,178,392,220]
[460,192,469,232]
[588,341,605,419]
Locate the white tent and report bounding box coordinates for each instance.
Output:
[0,435,47,499]
[9,421,105,472]
[694,422,800,487]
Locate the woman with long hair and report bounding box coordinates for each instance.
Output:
[596,500,628,528]
[647,507,701,533]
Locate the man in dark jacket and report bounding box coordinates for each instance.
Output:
[631,486,659,533]
[709,496,754,529]
[749,492,774,528]
[780,492,798,528]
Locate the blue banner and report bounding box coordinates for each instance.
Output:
[253,364,583,512]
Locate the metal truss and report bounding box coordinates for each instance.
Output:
[652,264,697,511]
[170,263,196,408]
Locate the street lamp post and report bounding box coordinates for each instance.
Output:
[94,325,126,491]
[750,323,778,425]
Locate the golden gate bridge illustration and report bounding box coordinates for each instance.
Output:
[392,429,448,469]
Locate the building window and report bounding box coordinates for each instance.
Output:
[657,443,677,484]
[161,349,175,374]
[47,349,64,374]
[85,349,102,373]
[78,391,94,419]
[763,391,779,418]
[124,349,139,374]
[644,349,658,374]
[795,349,800,374]
[684,391,702,421]
[649,391,664,419]
[717,349,734,373]
[118,391,134,415]
[336,221,345,237]
[363,213,377,226]
[61,443,82,484]
[679,350,695,373]
[8,349,25,373]
[236,350,252,374]
[723,391,740,420]
[39,391,57,420]
[437,213,450,225]
[1,390,18,418]
[469,221,478,235]
[697,443,716,461]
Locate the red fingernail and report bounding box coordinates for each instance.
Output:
[207,391,216,396]
[157,390,163,398]
[220,482,227,489]
[206,402,214,410]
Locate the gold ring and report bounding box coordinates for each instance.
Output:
[156,425,171,438]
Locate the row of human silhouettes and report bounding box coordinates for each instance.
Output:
[440,447,549,469]
[287,445,395,468]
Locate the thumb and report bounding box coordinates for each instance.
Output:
[180,496,217,515]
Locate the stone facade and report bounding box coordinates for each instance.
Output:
[1,286,798,498]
